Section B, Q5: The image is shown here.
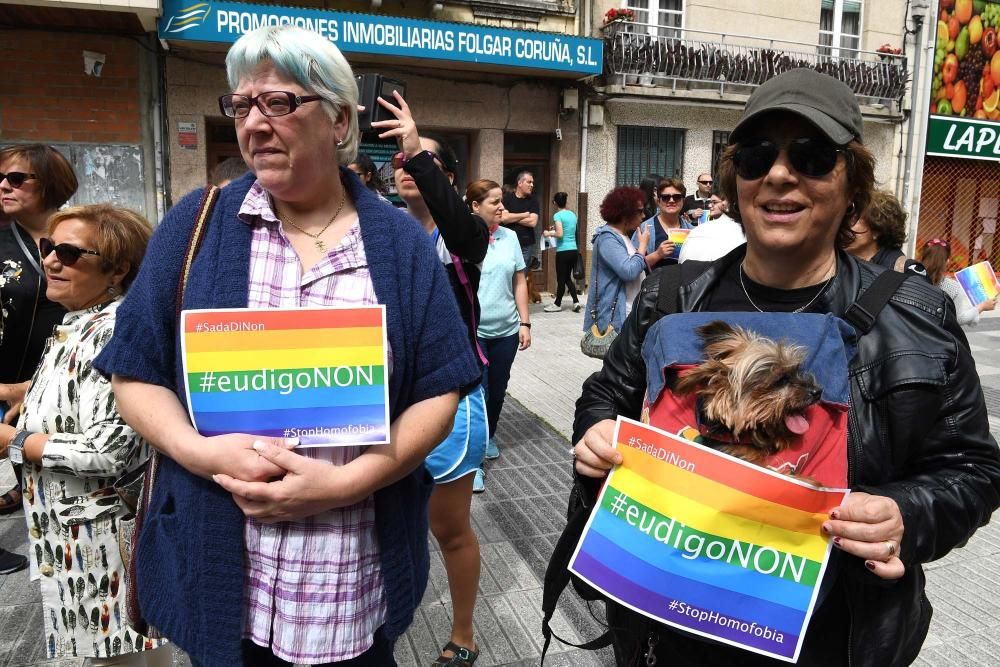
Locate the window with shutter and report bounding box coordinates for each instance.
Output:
[616,126,686,187]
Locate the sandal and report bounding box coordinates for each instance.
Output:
[0,487,21,515]
[432,641,479,666]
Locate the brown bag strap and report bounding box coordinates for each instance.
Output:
[174,186,221,318]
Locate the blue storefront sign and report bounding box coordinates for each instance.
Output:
[160,0,603,75]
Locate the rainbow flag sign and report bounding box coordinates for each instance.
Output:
[668,228,690,259]
[569,417,848,662]
[956,261,1000,306]
[180,307,390,447]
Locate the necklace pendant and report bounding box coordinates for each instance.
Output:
[315,239,326,252]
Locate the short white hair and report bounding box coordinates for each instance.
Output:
[225,25,360,165]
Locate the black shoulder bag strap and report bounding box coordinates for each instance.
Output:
[841,269,908,334]
[10,223,43,276]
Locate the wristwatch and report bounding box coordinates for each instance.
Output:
[8,430,30,465]
[520,322,532,329]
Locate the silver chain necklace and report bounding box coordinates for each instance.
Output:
[739,262,832,314]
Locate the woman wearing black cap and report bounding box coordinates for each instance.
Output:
[570,68,1000,666]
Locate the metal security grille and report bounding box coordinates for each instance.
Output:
[616,126,686,186]
[915,157,1000,272]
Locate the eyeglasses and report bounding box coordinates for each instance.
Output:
[659,193,684,203]
[218,91,323,119]
[0,171,37,189]
[391,151,443,171]
[733,137,847,180]
[39,238,101,266]
[698,179,713,185]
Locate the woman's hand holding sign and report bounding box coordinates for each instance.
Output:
[573,419,622,478]
[823,491,905,580]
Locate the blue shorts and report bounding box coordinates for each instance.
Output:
[425,385,488,483]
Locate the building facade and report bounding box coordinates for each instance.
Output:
[0,0,164,220]
[157,0,600,289]
[581,0,918,246]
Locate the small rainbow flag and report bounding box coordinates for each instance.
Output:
[956,261,999,306]
[668,228,690,259]
[181,307,390,447]
[569,417,847,662]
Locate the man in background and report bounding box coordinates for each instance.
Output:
[502,171,542,303]
[682,172,714,225]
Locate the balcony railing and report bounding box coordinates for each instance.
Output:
[601,22,908,105]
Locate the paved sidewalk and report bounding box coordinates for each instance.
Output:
[3,298,1000,666]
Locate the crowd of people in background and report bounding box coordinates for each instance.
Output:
[2,26,1000,667]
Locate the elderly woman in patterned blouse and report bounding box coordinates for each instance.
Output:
[0,204,167,665]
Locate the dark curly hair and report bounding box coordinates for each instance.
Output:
[859,190,907,251]
[599,186,644,226]
[717,139,875,248]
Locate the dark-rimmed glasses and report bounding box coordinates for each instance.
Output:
[391,151,443,171]
[659,193,684,203]
[698,179,713,185]
[39,238,101,266]
[733,137,847,180]
[218,91,323,119]
[0,172,37,189]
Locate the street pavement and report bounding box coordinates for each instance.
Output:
[3,297,1000,666]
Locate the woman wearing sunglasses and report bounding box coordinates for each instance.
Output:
[0,204,169,664]
[633,178,690,272]
[94,25,480,667]
[571,68,1000,666]
[373,93,490,667]
[0,144,78,573]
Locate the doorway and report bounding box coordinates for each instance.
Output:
[503,133,552,293]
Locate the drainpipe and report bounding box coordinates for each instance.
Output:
[900,19,922,215]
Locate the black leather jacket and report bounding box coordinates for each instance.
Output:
[573,247,1000,666]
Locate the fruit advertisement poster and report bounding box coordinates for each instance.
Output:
[927,0,1000,161]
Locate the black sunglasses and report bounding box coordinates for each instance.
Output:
[0,171,37,188]
[219,91,323,119]
[39,238,101,266]
[659,193,684,203]
[698,179,713,185]
[733,137,847,180]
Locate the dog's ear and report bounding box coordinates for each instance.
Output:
[697,321,736,346]
[698,321,747,362]
[675,360,729,396]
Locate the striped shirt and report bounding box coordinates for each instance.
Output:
[237,181,388,664]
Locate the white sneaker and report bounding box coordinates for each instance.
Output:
[543,304,563,312]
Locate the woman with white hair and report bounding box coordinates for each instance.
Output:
[94,25,480,666]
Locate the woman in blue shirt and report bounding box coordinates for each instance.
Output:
[542,192,581,313]
[470,179,531,492]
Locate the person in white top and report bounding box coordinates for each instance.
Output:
[678,195,746,263]
[920,238,996,327]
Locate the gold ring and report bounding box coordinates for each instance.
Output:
[886,540,896,559]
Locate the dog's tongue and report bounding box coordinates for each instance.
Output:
[785,413,810,435]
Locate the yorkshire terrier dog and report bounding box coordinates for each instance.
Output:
[674,321,822,468]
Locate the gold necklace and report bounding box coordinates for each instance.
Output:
[277,191,346,252]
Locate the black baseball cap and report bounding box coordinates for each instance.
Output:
[730,68,864,146]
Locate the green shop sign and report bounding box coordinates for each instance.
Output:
[926,115,1000,162]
